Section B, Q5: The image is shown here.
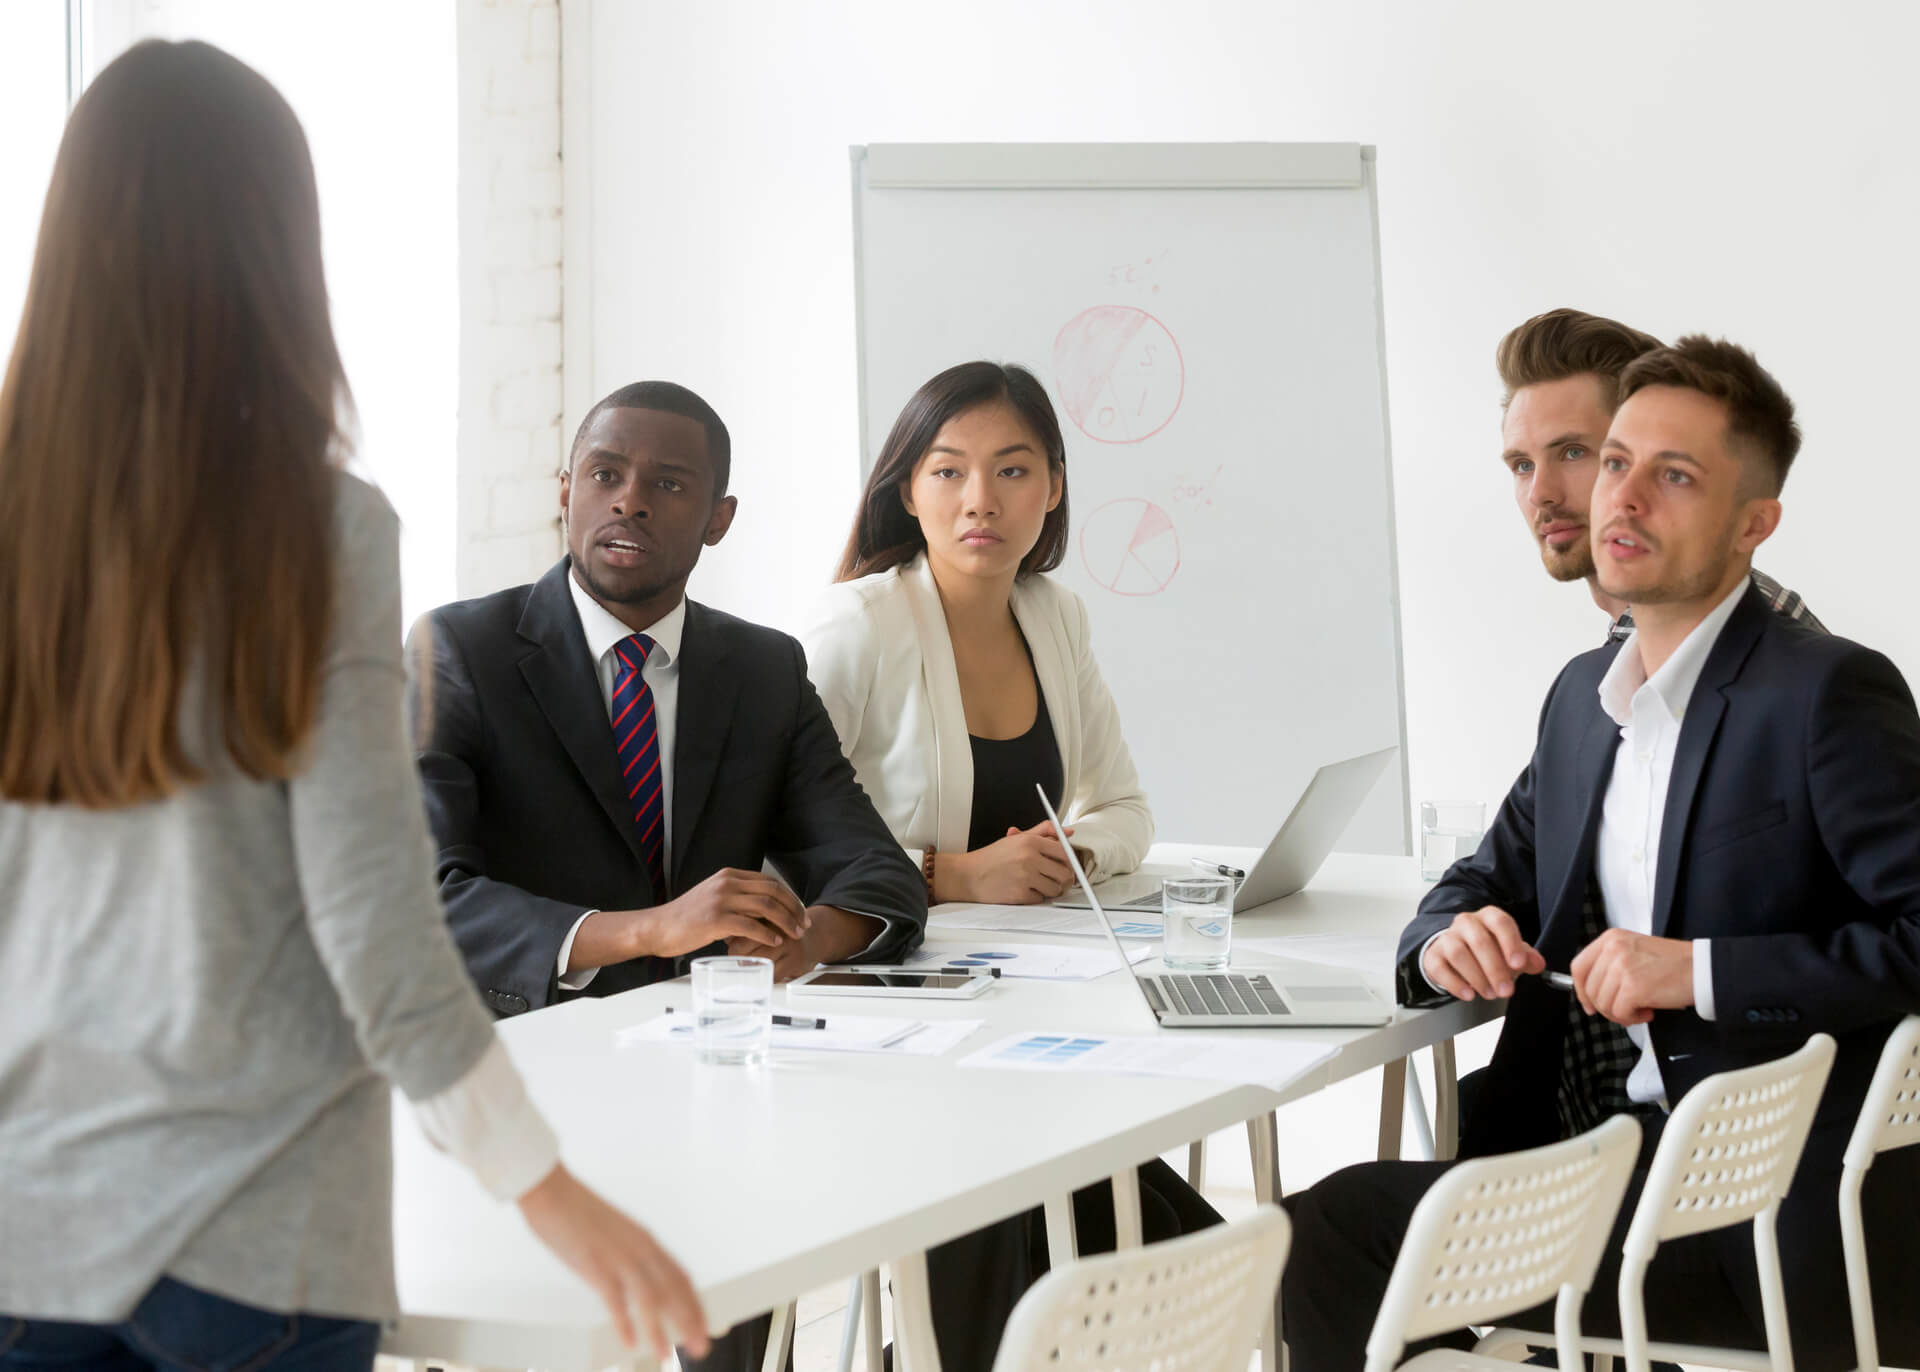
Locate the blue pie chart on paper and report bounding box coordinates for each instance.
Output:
[948,958,988,966]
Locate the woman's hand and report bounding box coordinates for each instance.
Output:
[516,1163,710,1359]
[936,822,1077,904]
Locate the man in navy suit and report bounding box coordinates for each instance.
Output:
[1282,338,1920,1372]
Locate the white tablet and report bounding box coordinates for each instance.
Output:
[790,966,995,999]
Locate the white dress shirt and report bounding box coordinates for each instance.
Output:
[1593,578,1744,1104]
[1420,578,1744,1108]
[554,574,686,989]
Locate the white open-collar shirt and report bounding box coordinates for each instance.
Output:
[554,573,686,989]
[1595,578,1743,1105]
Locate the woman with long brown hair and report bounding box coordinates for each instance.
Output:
[802,362,1215,1372]
[0,41,705,1370]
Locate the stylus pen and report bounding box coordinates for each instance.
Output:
[1191,858,1247,880]
[853,964,1001,978]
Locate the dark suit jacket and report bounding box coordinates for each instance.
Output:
[1397,584,1920,1364]
[410,559,926,1016]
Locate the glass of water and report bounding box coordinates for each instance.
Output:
[1162,875,1234,971]
[1420,801,1486,881]
[691,955,772,1066]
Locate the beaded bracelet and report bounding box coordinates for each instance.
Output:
[922,844,938,902]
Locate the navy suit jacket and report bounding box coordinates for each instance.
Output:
[410,559,926,1016]
[1401,585,1920,1155]
[1396,585,1920,1364]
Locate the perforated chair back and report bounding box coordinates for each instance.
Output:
[1617,1033,1837,1372]
[989,1205,1290,1372]
[1362,1115,1641,1372]
[1839,1016,1920,1372]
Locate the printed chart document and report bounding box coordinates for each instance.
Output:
[901,941,1152,981]
[616,1013,983,1057]
[958,1030,1338,1092]
[931,903,1163,940]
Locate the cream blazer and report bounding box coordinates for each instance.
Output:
[802,555,1153,883]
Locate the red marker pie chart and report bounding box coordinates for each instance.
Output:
[1081,498,1181,597]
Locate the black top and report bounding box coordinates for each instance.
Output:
[966,662,1065,852]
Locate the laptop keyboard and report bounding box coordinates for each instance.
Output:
[1145,973,1289,1017]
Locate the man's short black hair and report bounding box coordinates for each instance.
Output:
[570,381,731,497]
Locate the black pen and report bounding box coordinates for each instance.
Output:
[662,1007,829,1029]
[1190,858,1247,881]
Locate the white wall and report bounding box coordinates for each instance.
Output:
[85,0,462,627]
[0,5,68,356]
[457,0,569,598]
[573,0,1920,828]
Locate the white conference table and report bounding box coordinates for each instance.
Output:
[386,849,1498,1371]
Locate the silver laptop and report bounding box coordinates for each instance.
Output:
[1055,747,1397,913]
[1035,787,1395,1028]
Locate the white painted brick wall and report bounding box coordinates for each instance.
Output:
[456,0,566,597]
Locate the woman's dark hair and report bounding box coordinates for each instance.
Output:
[836,362,1069,582]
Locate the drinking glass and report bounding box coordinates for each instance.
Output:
[1162,875,1234,971]
[691,956,772,1065]
[1420,801,1486,881]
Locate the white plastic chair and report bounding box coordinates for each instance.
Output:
[1840,1016,1920,1372]
[1478,1033,1838,1372]
[1361,1114,1642,1372]
[987,1205,1291,1372]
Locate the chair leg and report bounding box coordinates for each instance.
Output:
[1111,1168,1143,1248]
[862,1270,884,1372]
[1377,1057,1407,1160]
[1432,1037,1459,1162]
[763,1302,796,1372]
[1187,1136,1207,1188]
[1839,1165,1878,1372]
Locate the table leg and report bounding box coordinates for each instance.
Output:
[1432,1037,1459,1162]
[890,1250,942,1372]
[861,1269,884,1372]
[1246,1111,1285,1372]
[1187,1137,1206,1188]
[1111,1168,1143,1248]
[1376,1057,1407,1161]
[1044,1194,1078,1265]
[1405,1066,1437,1162]
[763,1301,796,1372]
[836,1274,863,1372]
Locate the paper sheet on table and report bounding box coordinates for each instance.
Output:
[930,903,1163,940]
[615,1012,984,1057]
[957,1030,1338,1092]
[900,941,1152,981]
[1233,933,1400,974]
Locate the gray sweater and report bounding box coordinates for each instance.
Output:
[0,474,496,1323]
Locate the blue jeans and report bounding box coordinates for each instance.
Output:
[0,1278,378,1371]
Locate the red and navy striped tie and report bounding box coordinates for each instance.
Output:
[610,632,666,895]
